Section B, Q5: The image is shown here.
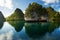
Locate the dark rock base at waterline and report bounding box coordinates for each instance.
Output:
[25,20,47,22]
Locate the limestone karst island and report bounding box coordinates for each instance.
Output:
[0,2,60,22]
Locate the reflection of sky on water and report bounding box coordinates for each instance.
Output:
[0,22,29,40]
[0,22,60,40]
[40,27,60,40]
[0,22,15,40]
[13,27,30,40]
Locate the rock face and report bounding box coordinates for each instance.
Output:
[0,11,5,22]
[24,12,39,21]
[6,8,24,21]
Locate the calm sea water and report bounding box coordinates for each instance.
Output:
[0,21,60,40]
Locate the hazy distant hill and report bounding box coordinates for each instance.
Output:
[6,8,24,21]
[0,11,5,22]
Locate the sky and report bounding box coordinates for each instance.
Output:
[0,0,60,17]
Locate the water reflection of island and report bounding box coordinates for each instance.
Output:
[0,21,4,29]
[6,21,60,39]
[24,22,60,38]
[8,21,24,32]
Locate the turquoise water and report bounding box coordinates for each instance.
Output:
[0,21,60,40]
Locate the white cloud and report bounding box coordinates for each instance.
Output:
[0,0,13,9]
[0,31,13,40]
[42,0,60,12]
[58,9,60,12]
[23,11,25,14]
[42,0,59,5]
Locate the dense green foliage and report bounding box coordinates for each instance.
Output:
[54,12,60,22]
[24,2,48,18]
[46,7,54,21]
[24,2,60,22]
[46,7,60,22]
[6,8,24,21]
[5,2,60,22]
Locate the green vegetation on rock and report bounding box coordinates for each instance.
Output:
[6,8,24,21]
[24,2,60,22]
[6,2,60,22]
[24,2,48,19]
[25,2,42,17]
[46,7,60,22]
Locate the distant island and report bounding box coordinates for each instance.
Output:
[6,8,24,21]
[0,11,5,22]
[0,2,59,22]
[24,2,60,22]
